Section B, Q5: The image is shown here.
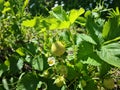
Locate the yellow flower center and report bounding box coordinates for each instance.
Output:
[48,60,54,64]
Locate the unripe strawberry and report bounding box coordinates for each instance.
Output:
[81,79,86,87]
[103,78,114,89]
[42,70,49,78]
[57,64,68,77]
[54,76,65,87]
[51,41,65,56]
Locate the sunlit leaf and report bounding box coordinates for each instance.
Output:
[22,18,36,27]
[2,7,11,13]
[16,47,25,56]
[84,10,92,18]
[115,7,120,15]
[58,21,70,29]
[4,1,10,7]
[46,18,59,30]
[69,8,85,24]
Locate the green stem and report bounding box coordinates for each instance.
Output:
[68,27,77,64]
[103,36,120,45]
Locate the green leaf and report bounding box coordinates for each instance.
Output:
[59,31,70,44]
[0,0,4,12]
[0,63,8,77]
[102,20,111,39]
[17,58,24,70]
[46,18,59,30]
[26,43,38,56]
[97,46,120,68]
[58,21,70,29]
[2,7,11,13]
[22,0,29,11]
[50,6,68,21]
[66,62,77,80]
[36,81,43,89]
[80,52,103,67]
[86,16,103,46]
[43,78,60,90]
[75,62,83,73]
[4,1,10,7]
[22,17,36,27]
[116,7,120,15]
[84,10,92,18]
[102,42,120,55]
[76,33,97,45]
[61,85,67,90]
[80,52,111,77]
[108,7,120,17]
[69,8,85,24]
[16,73,39,90]
[2,78,9,90]
[102,16,120,41]
[16,47,25,56]
[8,56,23,74]
[75,17,86,26]
[82,57,101,66]
[32,55,43,71]
[99,62,111,77]
[77,41,94,59]
[83,79,97,90]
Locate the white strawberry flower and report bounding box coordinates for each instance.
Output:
[47,57,55,66]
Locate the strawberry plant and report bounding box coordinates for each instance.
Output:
[0,0,120,90]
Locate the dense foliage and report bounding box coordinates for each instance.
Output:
[0,0,120,90]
